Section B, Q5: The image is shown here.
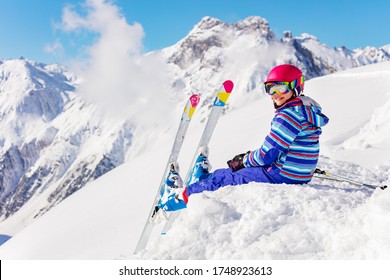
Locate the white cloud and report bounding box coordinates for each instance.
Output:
[44,39,64,55]
[59,0,172,125]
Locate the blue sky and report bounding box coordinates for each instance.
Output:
[1,0,389,64]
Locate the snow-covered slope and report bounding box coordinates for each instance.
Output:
[0,62,389,259]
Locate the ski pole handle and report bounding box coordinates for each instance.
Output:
[314,168,329,176]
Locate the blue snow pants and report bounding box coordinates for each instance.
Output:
[186,166,308,197]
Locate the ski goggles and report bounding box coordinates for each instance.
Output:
[264,82,291,95]
[264,76,304,96]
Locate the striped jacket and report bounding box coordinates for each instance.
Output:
[243,96,329,183]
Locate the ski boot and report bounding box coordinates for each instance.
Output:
[154,162,187,216]
[188,146,212,185]
[165,162,183,190]
[158,162,182,198]
[157,189,188,212]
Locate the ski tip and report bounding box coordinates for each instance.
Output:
[189,94,200,107]
[223,80,234,93]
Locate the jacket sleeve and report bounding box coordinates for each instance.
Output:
[244,110,303,167]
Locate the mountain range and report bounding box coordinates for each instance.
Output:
[1,16,390,234]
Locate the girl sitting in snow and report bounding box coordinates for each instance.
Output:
[158,64,329,212]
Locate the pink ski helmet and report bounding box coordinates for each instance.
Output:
[265,64,305,95]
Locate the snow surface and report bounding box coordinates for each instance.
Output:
[0,62,390,260]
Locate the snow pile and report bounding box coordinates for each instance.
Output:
[141,180,390,259]
[0,62,390,260]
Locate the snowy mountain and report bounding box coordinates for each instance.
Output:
[162,16,390,110]
[1,15,390,240]
[0,61,389,259]
[0,58,134,229]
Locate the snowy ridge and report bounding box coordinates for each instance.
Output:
[0,62,389,259]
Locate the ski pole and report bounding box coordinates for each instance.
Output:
[314,168,387,190]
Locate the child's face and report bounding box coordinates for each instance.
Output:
[271,90,294,107]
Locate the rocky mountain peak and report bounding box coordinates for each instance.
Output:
[194,16,225,31]
[234,16,270,32]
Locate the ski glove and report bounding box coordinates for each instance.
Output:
[227,151,250,172]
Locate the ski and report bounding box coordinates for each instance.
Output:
[314,168,387,190]
[161,80,234,235]
[134,94,200,254]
